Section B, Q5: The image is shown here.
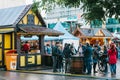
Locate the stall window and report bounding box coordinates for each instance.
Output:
[4,33,12,49]
[27,14,34,25]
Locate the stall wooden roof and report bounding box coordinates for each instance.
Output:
[17,26,64,36]
[0,5,64,36]
[73,27,113,38]
[0,5,46,27]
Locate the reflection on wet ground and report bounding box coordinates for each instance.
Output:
[1,60,120,80]
[0,71,102,80]
[40,60,120,79]
[16,60,120,80]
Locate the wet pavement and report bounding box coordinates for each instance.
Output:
[11,60,120,80]
[0,71,102,80]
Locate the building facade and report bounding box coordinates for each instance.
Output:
[44,5,90,33]
[44,5,120,33]
[91,18,120,33]
[106,18,120,33]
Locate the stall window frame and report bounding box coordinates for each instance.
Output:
[3,33,13,50]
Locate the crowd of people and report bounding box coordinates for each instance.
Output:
[21,40,119,76]
[51,42,77,72]
[44,41,120,76]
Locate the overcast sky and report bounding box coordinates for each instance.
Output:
[26,0,33,4]
[26,0,45,17]
[26,0,41,4]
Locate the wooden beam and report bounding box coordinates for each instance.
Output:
[38,35,44,54]
[16,35,21,54]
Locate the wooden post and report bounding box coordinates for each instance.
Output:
[38,35,44,54]
[16,35,21,54]
[2,34,4,66]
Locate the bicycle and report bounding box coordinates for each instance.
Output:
[98,52,108,72]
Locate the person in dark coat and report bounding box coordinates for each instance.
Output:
[103,45,108,74]
[93,45,99,73]
[57,44,63,72]
[84,43,93,74]
[52,41,62,72]
[63,43,74,73]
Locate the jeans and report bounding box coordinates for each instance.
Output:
[65,58,71,72]
[86,61,92,74]
[104,63,108,73]
[57,56,63,72]
[93,62,97,72]
[84,61,92,74]
[110,64,116,74]
[52,56,58,72]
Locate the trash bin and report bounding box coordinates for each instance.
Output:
[5,50,18,70]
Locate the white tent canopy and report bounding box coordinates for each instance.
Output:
[45,22,79,40]
[112,30,120,39]
[45,22,79,49]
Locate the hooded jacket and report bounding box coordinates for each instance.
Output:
[108,44,117,64]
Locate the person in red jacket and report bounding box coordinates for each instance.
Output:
[22,41,30,53]
[108,43,117,75]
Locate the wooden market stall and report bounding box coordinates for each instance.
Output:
[73,27,113,46]
[0,5,63,70]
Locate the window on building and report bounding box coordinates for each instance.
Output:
[107,18,119,24]
[118,19,120,23]
[108,19,112,24]
[117,28,120,32]
[90,20,102,28]
[107,28,114,33]
[27,14,34,25]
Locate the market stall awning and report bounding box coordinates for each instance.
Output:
[17,26,64,36]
